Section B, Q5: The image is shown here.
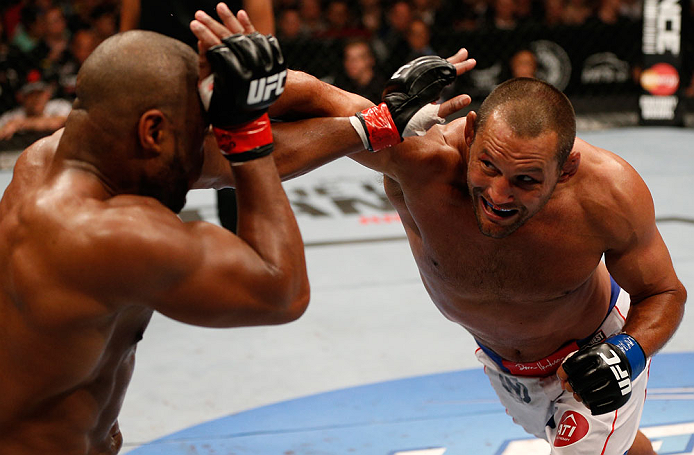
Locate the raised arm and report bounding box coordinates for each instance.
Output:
[191,4,474,187]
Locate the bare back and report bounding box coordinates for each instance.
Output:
[0,132,152,454]
[358,118,672,362]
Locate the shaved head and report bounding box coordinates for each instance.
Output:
[475,78,576,166]
[75,30,200,129]
[68,30,205,213]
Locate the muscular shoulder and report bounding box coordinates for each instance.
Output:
[572,138,655,247]
[388,117,466,181]
[18,191,204,304]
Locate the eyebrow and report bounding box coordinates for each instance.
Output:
[480,149,545,175]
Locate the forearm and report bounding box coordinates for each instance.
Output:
[272,117,366,180]
[231,155,308,295]
[195,117,366,189]
[268,70,374,120]
[622,281,687,357]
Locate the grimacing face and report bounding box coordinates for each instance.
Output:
[466,116,562,239]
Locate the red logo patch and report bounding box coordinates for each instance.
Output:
[554,411,590,447]
[640,63,680,96]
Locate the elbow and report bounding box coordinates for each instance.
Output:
[676,279,687,309]
[265,273,311,324]
[279,283,311,323]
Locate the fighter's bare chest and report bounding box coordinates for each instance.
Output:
[385,179,602,302]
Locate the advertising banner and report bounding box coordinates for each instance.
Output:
[639,0,684,125]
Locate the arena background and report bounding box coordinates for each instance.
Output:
[1,0,693,454]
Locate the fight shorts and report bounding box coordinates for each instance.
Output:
[475,277,650,455]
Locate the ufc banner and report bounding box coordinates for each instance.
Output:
[639,0,684,125]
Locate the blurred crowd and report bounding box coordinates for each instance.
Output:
[0,0,692,148]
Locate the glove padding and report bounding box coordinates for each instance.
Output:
[383,55,456,134]
[353,55,456,152]
[562,334,646,415]
[200,32,287,162]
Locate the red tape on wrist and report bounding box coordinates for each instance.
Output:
[360,103,401,151]
[213,113,273,155]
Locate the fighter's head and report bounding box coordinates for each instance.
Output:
[463,78,578,239]
[71,30,207,213]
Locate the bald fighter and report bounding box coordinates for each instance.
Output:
[195,7,686,454]
[0,29,309,454]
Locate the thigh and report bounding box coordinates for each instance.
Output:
[546,361,650,455]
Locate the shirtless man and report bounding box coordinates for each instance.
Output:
[0,27,309,454]
[194,7,686,454]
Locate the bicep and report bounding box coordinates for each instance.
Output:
[149,221,305,328]
[54,204,300,328]
[603,177,679,301]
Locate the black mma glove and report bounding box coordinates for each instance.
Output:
[562,334,647,415]
[351,55,456,152]
[198,32,287,162]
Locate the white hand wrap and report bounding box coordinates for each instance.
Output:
[403,103,445,137]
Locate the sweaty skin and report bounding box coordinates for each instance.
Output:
[195,9,684,455]
[0,30,309,455]
[349,114,684,363]
[194,10,684,365]
[0,133,145,454]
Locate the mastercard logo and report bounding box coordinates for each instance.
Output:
[640,63,680,96]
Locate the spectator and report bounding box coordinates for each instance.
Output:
[41,6,70,68]
[277,7,304,40]
[411,0,438,27]
[543,0,566,27]
[594,0,630,25]
[490,0,518,30]
[357,0,384,35]
[509,48,537,78]
[318,0,367,39]
[90,4,117,43]
[11,4,45,54]
[0,16,23,113]
[53,27,98,100]
[332,38,386,103]
[0,69,71,141]
[563,0,593,25]
[298,0,325,36]
[66,0,102,31]
[376,0,413,75]
[405,18,435,60]
[276,7,325,75]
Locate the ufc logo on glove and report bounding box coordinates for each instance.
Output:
[247,71,287,105]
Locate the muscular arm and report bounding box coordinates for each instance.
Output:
[194,70,388,188]
[195,69,470,187]
[52,156,308,328]
[603,157,687,357]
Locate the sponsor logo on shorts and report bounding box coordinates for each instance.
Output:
[554,411,590,447]
[587,330,606,345]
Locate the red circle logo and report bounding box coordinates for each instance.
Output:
[640,63,680,96]
[554,411,590,447]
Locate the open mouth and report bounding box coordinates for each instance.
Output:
[481,197,519,219]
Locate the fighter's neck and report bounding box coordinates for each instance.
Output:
[53,116,141,199]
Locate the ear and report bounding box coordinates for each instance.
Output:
[558,149,580,183]
[137,109,169,156]
[464,110,477,147]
